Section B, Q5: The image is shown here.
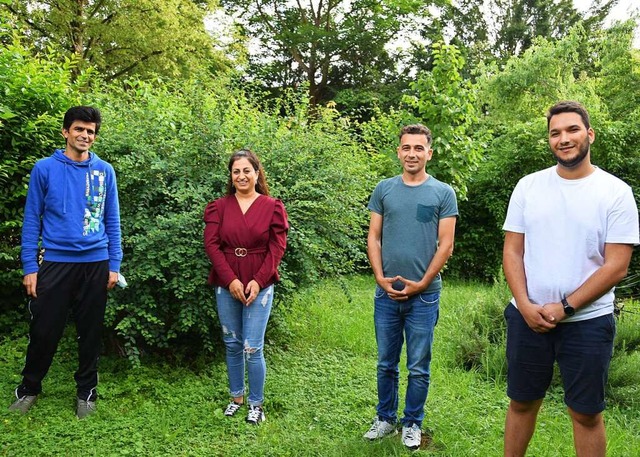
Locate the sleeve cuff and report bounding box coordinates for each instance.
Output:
[109,260,122,272]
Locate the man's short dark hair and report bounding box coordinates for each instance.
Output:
[63,106,102,135]
[399,124,432,144]
[546,101,590,131]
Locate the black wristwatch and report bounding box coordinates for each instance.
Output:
[561,297,575,316]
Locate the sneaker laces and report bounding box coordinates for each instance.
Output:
[247,406,263,422]
[224,402,242,415]
[368,418,382,434]
[405,424,420,440]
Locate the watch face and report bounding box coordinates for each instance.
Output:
[562,297,575,316]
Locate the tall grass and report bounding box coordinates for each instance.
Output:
[1,276,639,456]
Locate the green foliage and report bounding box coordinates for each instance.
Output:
[442,277,511,381]
[416,0,614,79]
[403,42,486,199]
[448,24,640,284]
[358,43,485,201]
[609,300,640,407]
[0,33,88,311]
[417,0,491,77]
[3,0,230,81]
[449,121,550,281]
[478,26,599,125]
[3,277,640,455]
[89,78,373,360]
[223,0,426,106]
[490,0,583,61]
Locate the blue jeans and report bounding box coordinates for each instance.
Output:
[374,286,440,427]
[216,285,274,406]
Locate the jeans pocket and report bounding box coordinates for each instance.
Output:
[418,291,439,305]
[374,286,386,299]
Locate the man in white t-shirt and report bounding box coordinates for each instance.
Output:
[502,101,639,457]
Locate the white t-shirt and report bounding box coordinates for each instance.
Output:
[503,166,639,322]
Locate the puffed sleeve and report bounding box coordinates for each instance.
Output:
[253,199,289,288]
[204,199,238,287]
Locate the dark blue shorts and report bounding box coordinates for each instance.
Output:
[504,303,615,414]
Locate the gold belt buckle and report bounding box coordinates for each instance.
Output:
[234,247,248,257]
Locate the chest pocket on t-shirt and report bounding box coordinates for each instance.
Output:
[416,204,437,223]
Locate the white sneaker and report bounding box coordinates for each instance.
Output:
[223,401,242,417]
[246,405,265,425]
[402,423,421,450]
[363,416,397,440]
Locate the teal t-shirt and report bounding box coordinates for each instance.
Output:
[368,175,458,293]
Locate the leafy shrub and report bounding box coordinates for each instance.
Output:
[0,32,89,312]
[447,122,550,281]
[447,25,640,285]
[358,43,485,201]
[91,78,374,361]
[402,43,486,200]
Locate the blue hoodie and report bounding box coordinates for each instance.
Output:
[21,149,123,274]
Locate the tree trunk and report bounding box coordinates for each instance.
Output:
[69,0,87,79]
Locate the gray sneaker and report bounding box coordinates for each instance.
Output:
[76,398,97,419]
[8,394,38,414]
[402,423,421,450]
[363,416,397,440]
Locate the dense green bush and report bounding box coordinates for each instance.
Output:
[2,20,638,367]
[447,25,640,286]
[91,79,374,361]
[0,32,88,312]
[358,43,485,201]
[448,122,551,281]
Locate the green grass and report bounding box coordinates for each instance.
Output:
[1,275,640,456]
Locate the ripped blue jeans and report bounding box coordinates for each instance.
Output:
[216,285,274,406]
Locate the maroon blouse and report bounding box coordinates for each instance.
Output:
[204,194,288,289]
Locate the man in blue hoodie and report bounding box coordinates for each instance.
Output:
[9,106,122,419]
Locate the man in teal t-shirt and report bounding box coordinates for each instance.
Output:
[363,124,458,450]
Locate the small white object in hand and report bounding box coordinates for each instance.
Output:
[116,273,128,288]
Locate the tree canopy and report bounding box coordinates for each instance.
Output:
[419,0,619,75]
[221,0,437,106]
[2,0,230,80]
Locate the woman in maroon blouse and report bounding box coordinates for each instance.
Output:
[204,149,288,425]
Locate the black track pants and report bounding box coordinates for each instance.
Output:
[17,260,109,401]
